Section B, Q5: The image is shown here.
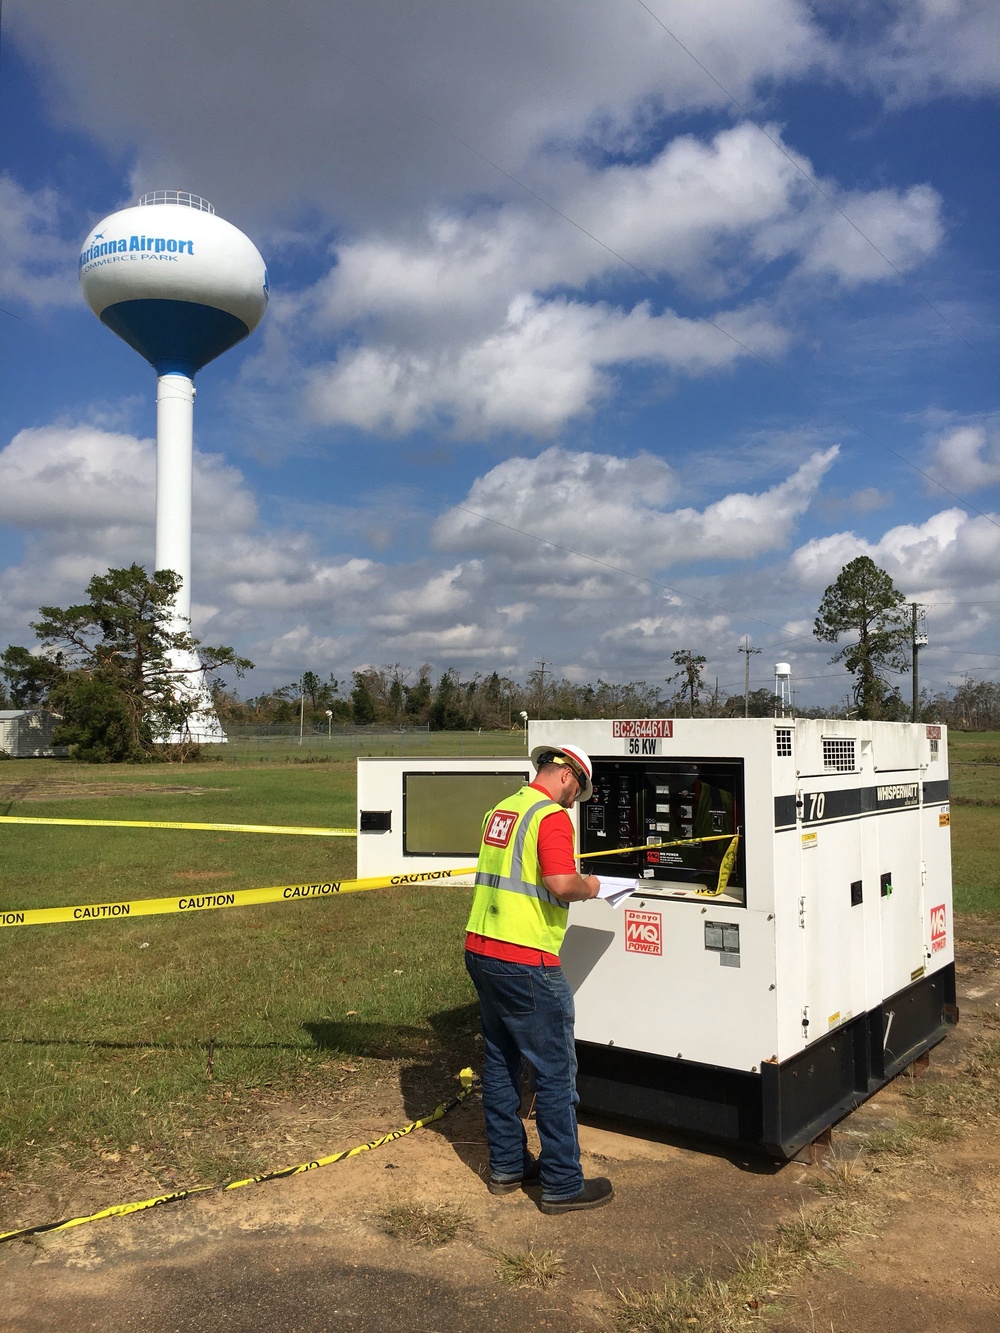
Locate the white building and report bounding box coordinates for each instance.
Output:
[0,711,66,758]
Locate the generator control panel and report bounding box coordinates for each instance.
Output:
[581,758,745,904]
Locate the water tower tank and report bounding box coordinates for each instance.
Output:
[79,191,267,375]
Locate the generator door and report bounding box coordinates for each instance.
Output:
[582,759,745,905]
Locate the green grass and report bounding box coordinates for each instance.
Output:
[949,752,1000,906]
[947,729,1000,763]
[0,759,480,1206]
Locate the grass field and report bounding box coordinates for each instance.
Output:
[948,729,1000,912]
[0,730,996,1220]
[0,757,482,1204]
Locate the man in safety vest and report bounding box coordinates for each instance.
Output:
[465,743,614,1214]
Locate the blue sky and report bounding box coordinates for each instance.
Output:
[1,0,998,707]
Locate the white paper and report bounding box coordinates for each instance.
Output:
[593,875,639,909]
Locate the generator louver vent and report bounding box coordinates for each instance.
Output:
[822,738,855,772]
[775,729,792,757]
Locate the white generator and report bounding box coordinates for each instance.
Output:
[357,718,955,1158]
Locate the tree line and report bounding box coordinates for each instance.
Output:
[1,556,996,763]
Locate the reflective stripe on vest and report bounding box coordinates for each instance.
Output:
[466,787,570,956]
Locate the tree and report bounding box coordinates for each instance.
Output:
[7,564,252,762]
[726,687,779,718]
[404,665,433,723]
[813,556,910,720]
[301,671,324,709]
[350,670,378,725]
[429,669,466,730]
[0,645,66,707]
[667,650,707,718]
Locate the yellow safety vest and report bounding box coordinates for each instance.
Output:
[466,785,571,956]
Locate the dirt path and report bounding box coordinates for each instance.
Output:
[1,929,998,1333]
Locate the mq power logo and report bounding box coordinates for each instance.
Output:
[930,903,947,954]
[624,909,662,956]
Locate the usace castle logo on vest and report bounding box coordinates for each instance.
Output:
[484,810,518,848]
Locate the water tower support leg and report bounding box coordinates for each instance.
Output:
[155,372,195,631]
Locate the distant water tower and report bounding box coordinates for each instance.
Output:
[79,191,268,740]
[774,662,792,717]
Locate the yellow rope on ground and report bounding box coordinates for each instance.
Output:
[0,1069,477,1245]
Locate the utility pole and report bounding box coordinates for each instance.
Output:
[910,603,927,722]
[531,659,549,719]
[738,638,761,717]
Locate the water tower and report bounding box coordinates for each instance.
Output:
[774,662,792,717]
[79,191,268,740]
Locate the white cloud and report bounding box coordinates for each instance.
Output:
[0,425,256,534]
[0,174,79,308]
[928,424,1000,494]
[855,0,1000,103]
[377,622,519,661]
[372,564,477,629]
[298,120,941,439]
[307,295,788,438]
[790,185,943,285]
[435,444,839,573]
[789,507,1000,592]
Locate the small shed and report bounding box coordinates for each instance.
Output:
[0,710,66,758]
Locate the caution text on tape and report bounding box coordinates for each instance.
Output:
[0,866,477,930]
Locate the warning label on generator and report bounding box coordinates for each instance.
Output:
[624,909,662,955]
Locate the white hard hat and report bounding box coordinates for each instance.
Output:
[530,742,594,803]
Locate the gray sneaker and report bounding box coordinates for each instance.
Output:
[539,1177,614,1214]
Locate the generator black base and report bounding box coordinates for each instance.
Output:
[574,963,957,1160]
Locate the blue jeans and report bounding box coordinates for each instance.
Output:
[465,951,583,1202]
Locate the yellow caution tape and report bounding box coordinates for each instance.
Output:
[0,816,355,837]
[578,833,737,861]
[0,866,478,930]
[0,1069,477,1245]
[700,834,741,896]
[581,832,742,897]
[0,834,744,929]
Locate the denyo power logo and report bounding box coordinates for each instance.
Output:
[624,909,662,956]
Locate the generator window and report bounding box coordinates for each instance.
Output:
[403,772,529,857]
[775,729,793,757]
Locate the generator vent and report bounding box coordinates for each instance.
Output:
[822,738,856,772]
[775,729,793,757]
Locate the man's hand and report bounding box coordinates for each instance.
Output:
[543,872,601,903]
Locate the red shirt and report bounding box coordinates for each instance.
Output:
[466,783,577,966]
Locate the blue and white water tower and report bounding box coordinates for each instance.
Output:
[80,191,268,739]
